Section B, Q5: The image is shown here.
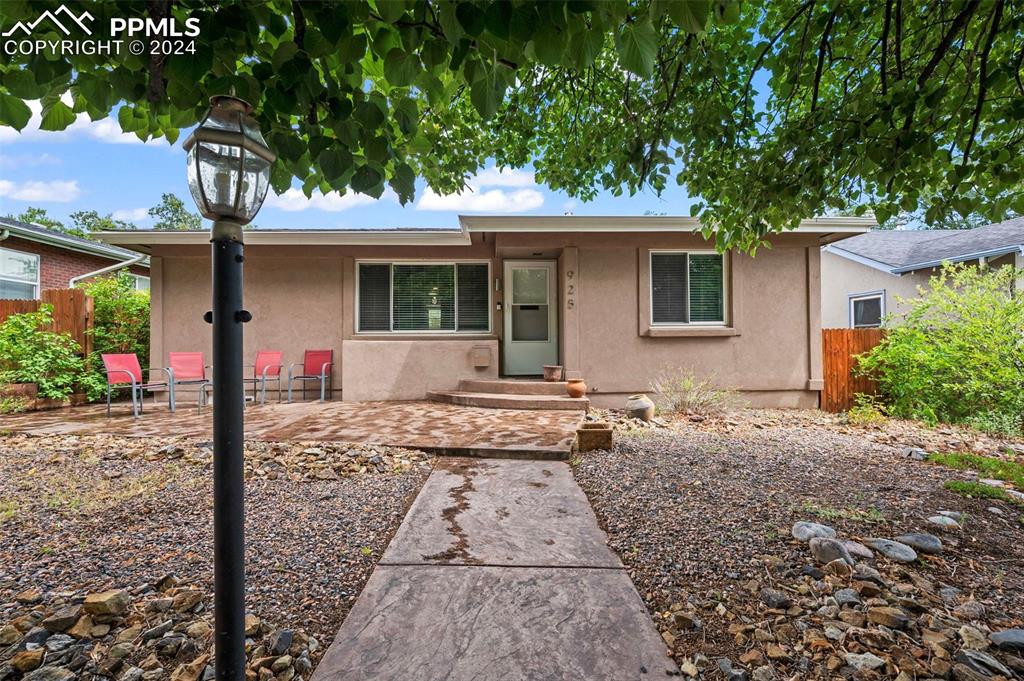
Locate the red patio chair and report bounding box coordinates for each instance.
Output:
[101,353,172,418]
[243,350,284,404]
[168,351,211,409]
[287,349,333,402]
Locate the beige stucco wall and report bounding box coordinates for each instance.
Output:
[819,250,931,328]
[151,231,828,407]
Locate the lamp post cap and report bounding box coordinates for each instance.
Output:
[209,94,253,114]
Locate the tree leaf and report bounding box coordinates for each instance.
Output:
[351,164,384,196]
[667,0,710,33]
[616,18,657,77]
[319,147,354,184]
[0,93,32,131]
[383,48,421,87]
[39,98,75,132]
[389,162,416,204]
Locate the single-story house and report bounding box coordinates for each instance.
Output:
[97,215,874,408]
[0,217,150,299]
[821,217,1024,328]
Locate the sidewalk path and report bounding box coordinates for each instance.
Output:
[312,458,679,680]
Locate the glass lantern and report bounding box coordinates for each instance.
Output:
[183,95,276,224]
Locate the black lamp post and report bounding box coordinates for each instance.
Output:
[182,95,275,681]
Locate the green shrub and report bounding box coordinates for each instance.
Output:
[650,366,746,416]
[0,305,104,400]
[80,271,150,364]
[846,393,888,426]
[856,263,1024,426]
[963,411,1023,438]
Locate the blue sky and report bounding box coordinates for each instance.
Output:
[0,101,694,230]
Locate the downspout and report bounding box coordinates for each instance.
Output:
[68,254,146,288]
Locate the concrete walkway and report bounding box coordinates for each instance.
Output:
[312,458,679,680]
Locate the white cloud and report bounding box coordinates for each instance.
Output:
[112,207,149,221]
[0,152,61,169]
[469,167,536,187]
[0,179,81,202]
[416,165,545,213]
[562,199,578,214]
[417,187,544,212]
[263,187,393,213]
[0,98,151,145]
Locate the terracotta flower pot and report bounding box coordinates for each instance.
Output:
[625,394,655,421]
[566,378,587,398]
[542,365,563,382]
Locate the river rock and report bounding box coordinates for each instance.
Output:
[842,540,874,561]
[990,629,1024,652]
[865,539,918,563]
[791,522,836,541]
[928,515,961,531]
[894,533,943,554]
[809,537,854,566]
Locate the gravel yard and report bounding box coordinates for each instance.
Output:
[575,409,1024,679]
[0,433,430,680]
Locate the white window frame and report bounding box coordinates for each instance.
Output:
[0,245,41,299]
[128,274,150,291]
[848,290,885,328]
[649,250,729,327]
[355,259,492,334]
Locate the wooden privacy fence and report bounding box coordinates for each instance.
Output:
[821,328,885,412]
[0,289,94,356]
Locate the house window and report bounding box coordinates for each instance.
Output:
[357,261,490,333]
[0,246,40,300]
[650,251,726,325]
[128,274,150,291]
[849,291,884,328]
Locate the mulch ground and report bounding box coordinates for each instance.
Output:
[0,433,430,646]
[574,409,1024,677]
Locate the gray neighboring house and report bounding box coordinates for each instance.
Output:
[821,216,1024,328]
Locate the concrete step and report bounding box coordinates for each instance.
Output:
[457,379,570,396]
[427,390,589,411]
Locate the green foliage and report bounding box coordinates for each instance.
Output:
[928,452,1024,488]
[0,305,103,400]
[650,365,745,416]
[944,480,1024,507]
[79,271,151,374]
[5,207,136,238]
[0,396,29,414]
[5,1,1017,247]
[857,264,1024,426]
[964,411,1024,438]
[148,193,201,231]
[846,393,888,426]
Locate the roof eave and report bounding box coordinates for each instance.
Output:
[459,215,877,234]
[94,228,473,250]
[1,221,151,266]
[821,244,900,274]
[891,244,1024,273]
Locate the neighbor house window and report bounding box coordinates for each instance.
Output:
[650,251,726,324]
[849,291,884,328]
[357,262,490,333]
[0,246,40,300]
[128,274,150,291]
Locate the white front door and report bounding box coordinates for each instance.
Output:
[503,260,558,375]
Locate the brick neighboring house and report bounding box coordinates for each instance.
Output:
[0,217,150,299]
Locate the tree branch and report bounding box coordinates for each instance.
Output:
[961,0,1003,167]
[739,0,814,116]
[811,9,839,112]
[917,0,980,87]
[881,0,892,94]
[145,0,171,103]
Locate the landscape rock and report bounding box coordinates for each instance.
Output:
[928,515,961,531]
[845,652,886,671]
[865,538,918,563]
[791,521,836,541]
[953,600,986,621]
[894,532,944,554]
[841,540,874,561]
[808,537,854,566]
[82,590,130,616]
[990,629,1024,652]
[40,606,80,633]
[758,588,791,609]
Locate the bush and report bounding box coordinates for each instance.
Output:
[856,263,1024,427]
[0,305,104,400]
[846,393,887,426]
[650,366,745,416]
[80,271,150,365]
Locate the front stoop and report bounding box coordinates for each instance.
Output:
[427,379,590,411]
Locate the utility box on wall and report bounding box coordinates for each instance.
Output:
[470,345,492,369]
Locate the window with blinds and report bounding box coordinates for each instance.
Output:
[650,252,726,324]
[357,262,490,332]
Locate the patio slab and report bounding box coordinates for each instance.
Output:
[1,401,581,458]
[313,459,678,680]
[381,458,622,567]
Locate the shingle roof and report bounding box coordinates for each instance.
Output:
[827,216,1024,272]
[0,217,149,264]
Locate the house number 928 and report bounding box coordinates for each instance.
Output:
[566,270,575,309]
